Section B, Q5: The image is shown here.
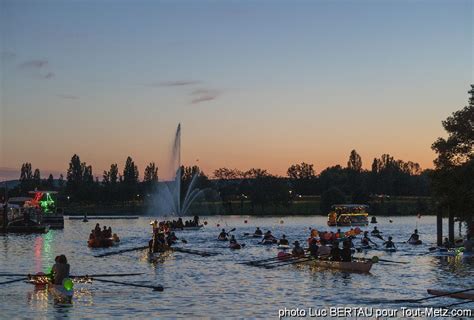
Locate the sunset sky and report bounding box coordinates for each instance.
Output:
[0,0,472,181]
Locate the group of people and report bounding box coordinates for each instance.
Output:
[157,216,201,230]
[89,223,120,243]
[51,254,70,285]
[149,220,180,253]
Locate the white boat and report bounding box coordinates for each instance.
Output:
[49,284,74,302]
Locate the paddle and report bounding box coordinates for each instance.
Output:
[92,278,164,291]
[0,272,144,278]
[172,247,218,257]
[377,258,409,264]
[0,278,26,285]
[264,257,312,269]
[240,256,286,265]
[95,245,149,257]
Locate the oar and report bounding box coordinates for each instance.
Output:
[377,258,409,264]
[393,288,474,303]
[264,257,312,269]
[172,247,218,257]
[92,278,164,291]
[95,245,149,257]
[72,273,144,278]
[0,278,26,285]
[240,256,285,265]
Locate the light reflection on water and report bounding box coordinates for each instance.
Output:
[0,215,473,318]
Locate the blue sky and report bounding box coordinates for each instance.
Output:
[0,0,472,180]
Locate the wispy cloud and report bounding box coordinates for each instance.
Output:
[190,88,220,104]
[18,59,49,69]
[159,80,202,87]
[57,94,79,100]
[43,72,55,79]
[1,50,16,60]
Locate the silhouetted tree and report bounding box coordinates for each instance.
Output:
[66,154,83,194]
[47,174,54,189]
[431,85,474,232]
[143,162,158,183]
[347,150,362,172]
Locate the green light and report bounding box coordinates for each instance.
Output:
[39,193,56,213]
[63,278,74,291]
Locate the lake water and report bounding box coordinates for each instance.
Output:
[0,215,473,319]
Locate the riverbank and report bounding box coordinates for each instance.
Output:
[63,196,433,216]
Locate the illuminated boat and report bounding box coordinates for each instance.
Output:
[28,191,64,229]
[327,204,369,227]
[304,258,373,273]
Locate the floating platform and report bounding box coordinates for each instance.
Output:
[68,216,139,220]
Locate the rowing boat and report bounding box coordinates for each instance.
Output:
[88,237,119,248]
[29,276,74,302]
[278,244,290,250]
[229,243,242,250]
[303,258,373,273]
[171,225,204,231]
[427,289,474,301]
[408,239,422,245]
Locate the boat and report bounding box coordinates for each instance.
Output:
[88,237,119,248]
[262,239,277,245]
[278,244,290,250]
[327,204,369,227]
[29,274,73,302]
[253,234,263,238]
[304,258,373,273]
[383,247,397,252]
[171,225,204,231]
[217,236,228,241]
[229,243,242,250]
[427,289,474,301]
[408,239,422,245]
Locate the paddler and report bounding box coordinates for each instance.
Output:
[218,229,228,240]
[442,237,453,249]
[308,238,319,258]
[291,241,305,257]
[361,231,378,247]
[278,235,289,246]
[371,227,384,240]
[254,227,263,236]
[51,254,70,285]
[330,241,341,261]
[463,234,473,253]
[262,230,277,243]
[383,236,396,250]
[229,235,237,245]
[408,229,420,243]
[341,240,352,262]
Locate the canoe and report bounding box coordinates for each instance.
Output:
[427,289,474,301]
[408,240,422,245]
[304,258,373,273]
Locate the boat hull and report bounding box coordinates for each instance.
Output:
[304,259,373,273]
[427,289,474,301]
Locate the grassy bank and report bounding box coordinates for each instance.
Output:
[64,196,433,216]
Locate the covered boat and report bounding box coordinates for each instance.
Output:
[327,204,369,227]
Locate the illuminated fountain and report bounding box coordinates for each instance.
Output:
[150,124,206,216]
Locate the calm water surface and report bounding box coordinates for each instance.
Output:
[1,215,473,319]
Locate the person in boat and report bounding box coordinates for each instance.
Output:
[193,215,200,226]
[336,229,345,239]
[371,216,377,224]
[292,241,305,257]
[94,223,101,233]
[112,233,120,242]
[442,237,453,249]
[463,234,473,253]
[176,218,184,229]
[371,226,380,235]
[254,227,263,236]
[262,231,277,243]
[317,240,331,258]
[51,254,70,285]
[330,241,342,261]
[218,229,228,240]
[167,232,178,246]
[308,238,319,258]
[408,229,420,243]
[361,231,378,247]
[383,236,396,250]
[229,235,237,245]
[279,235,289,246]
[341,240,352,262]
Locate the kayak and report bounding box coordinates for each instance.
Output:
[29,276,73,303]
[408,240,422,245]
[262,239,277,245]
[229,243,242,250]
[278,244,290,250]
[383,247,396,252]
[304,258,373,273]
[217,236,228,241]
[253,234,264,238]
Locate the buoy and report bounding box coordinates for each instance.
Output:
[204,221,208,225]
[280,220,284,224]
[244,220,248,224]
[217,224,220,227]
